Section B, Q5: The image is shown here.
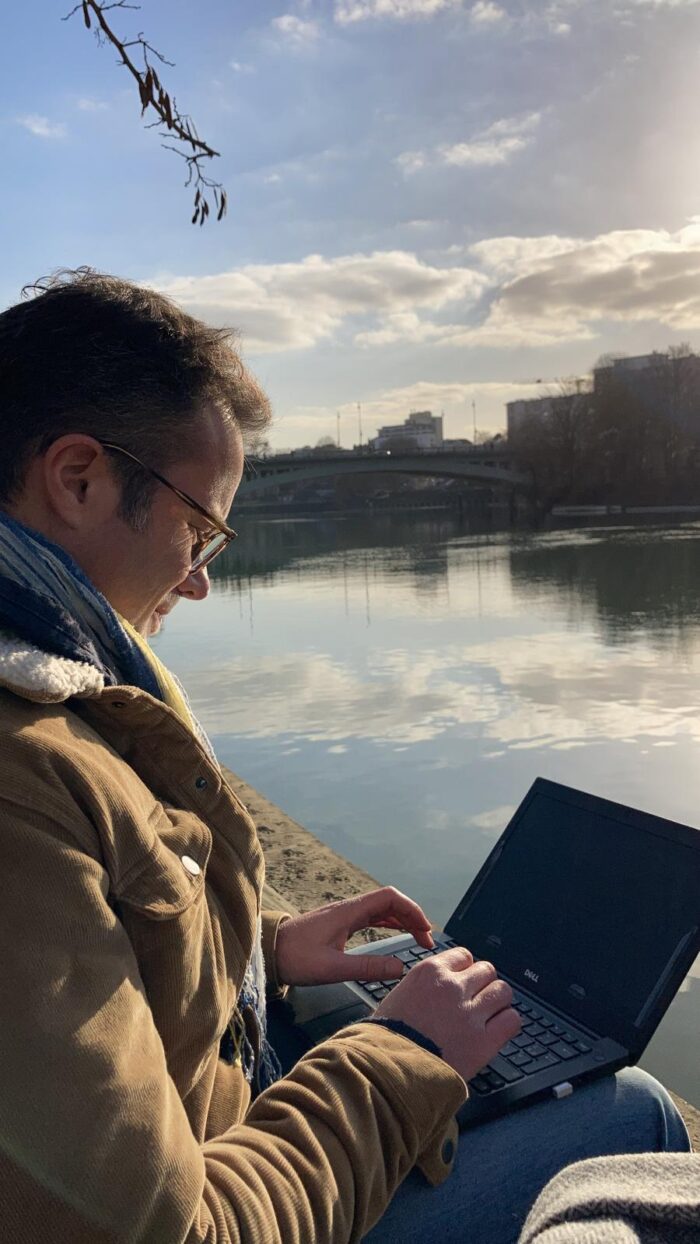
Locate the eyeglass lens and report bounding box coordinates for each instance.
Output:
[191,531,230,573]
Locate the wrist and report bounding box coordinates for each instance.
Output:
[365,1016,442,1060]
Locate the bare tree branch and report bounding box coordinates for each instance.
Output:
[63,0,228,224]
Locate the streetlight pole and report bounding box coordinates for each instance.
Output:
[357,401,363,450]
[336,411,341,448]
[472,398,477,446]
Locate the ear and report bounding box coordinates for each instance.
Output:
[41,435,119,531]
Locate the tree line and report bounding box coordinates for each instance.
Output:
[510,347,700,511]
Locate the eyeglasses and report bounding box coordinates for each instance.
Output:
[100,441,237,573]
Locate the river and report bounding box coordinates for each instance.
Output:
[153,512,700,1107]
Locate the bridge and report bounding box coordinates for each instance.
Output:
[239,447,531,497]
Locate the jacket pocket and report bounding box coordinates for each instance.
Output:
[112,805,212,919]
[111,807,229,1100]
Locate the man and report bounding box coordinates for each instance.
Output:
[0,270,688,1244]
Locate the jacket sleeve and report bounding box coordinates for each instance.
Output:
[0,802,465,1244]
[260,908,291,996]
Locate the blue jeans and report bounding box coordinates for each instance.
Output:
[266,1003,691,1244]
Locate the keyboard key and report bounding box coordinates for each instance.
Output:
[539,1032,558,1046]
[373,986,389,1000]
[396,949,417,963]
[551,1041,578,1060]
[487,1055,524,1084]
[520,1052,560,1075]
[485,1070,505,1089]
[524,1022,545,1037]
[537,1016,554,1029]
[574,1040,591,1054]
[518,1003,533,1016]
[509,1050,532,1067]
[524,1041,546,1057]
[513,1033,532,1048]
[469,1074,490,1094]
[551,1025,565,1037]
[561,1031,577,1044]
[500,1041,519,1057]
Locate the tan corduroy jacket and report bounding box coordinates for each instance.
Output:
[0,632,465,1243]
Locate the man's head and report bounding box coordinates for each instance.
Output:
[0,268,271,632]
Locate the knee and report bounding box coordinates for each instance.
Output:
[614,1067,691,1153]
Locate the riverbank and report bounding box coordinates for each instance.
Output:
[225,766,699,1148]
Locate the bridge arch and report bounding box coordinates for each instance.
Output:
[239,451,530,497]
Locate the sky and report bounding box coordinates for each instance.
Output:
[3,0,700,447]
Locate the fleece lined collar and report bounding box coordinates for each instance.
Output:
[0,630,104,703]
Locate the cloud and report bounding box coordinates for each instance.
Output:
[333,378,544,422]
[468,220,700,346]
[622,0,700,6]
[395,150,427,174]
[440,112,541,166]
[230,60,255,73]
[397,112,541,174]
[152,220,700,361]
[153,251,485,354]
[334,0,464,22]
[272,14,320,40]
[353,221,700,351]
[17,114,67,139]
[469,0,507,22]
[76,98,109,112]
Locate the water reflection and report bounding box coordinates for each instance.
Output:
[155,515,700,1105]
[210,513,473,597]
[509,526,700,645]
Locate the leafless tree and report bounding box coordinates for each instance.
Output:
[63,0,227,225]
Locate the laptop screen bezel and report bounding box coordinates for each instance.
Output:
[444,777,700,1056]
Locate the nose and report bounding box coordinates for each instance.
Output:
[176,566,210,602]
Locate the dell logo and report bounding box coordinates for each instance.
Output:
[524,969,539,983]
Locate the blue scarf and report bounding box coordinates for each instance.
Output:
[0,509,280,1093]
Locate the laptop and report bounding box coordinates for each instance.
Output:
[281,778,700,1126]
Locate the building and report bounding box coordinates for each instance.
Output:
[506,393,583,444]
[369,410,444,451]
[592,352,700,432]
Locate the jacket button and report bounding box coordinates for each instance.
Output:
[441,1138,455,1165]
[182,855,201,877]
[195,777,208,790]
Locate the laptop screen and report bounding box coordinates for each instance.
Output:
[446,783,700,1050]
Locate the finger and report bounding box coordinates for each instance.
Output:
[485,1006,521,1049]
[350,953,405,983]
[430,946,474,972]
[473,978,513,1015]
[372,918,435,950]
[345,887,433,941]
[461,960,498,998]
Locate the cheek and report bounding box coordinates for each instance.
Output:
[166,532,195,586]
[142,524,192,593]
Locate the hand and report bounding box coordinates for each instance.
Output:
[274,886,434,987]
[374,945,521,1084]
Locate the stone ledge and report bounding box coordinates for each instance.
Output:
[226,766,699,1149]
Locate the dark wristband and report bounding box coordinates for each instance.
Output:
[363,1016,442,1060]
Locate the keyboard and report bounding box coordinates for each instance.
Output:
[357,940,596,1096]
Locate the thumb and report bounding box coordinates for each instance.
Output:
[353,953,405,982]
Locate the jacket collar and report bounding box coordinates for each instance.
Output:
[0,629,104,703]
